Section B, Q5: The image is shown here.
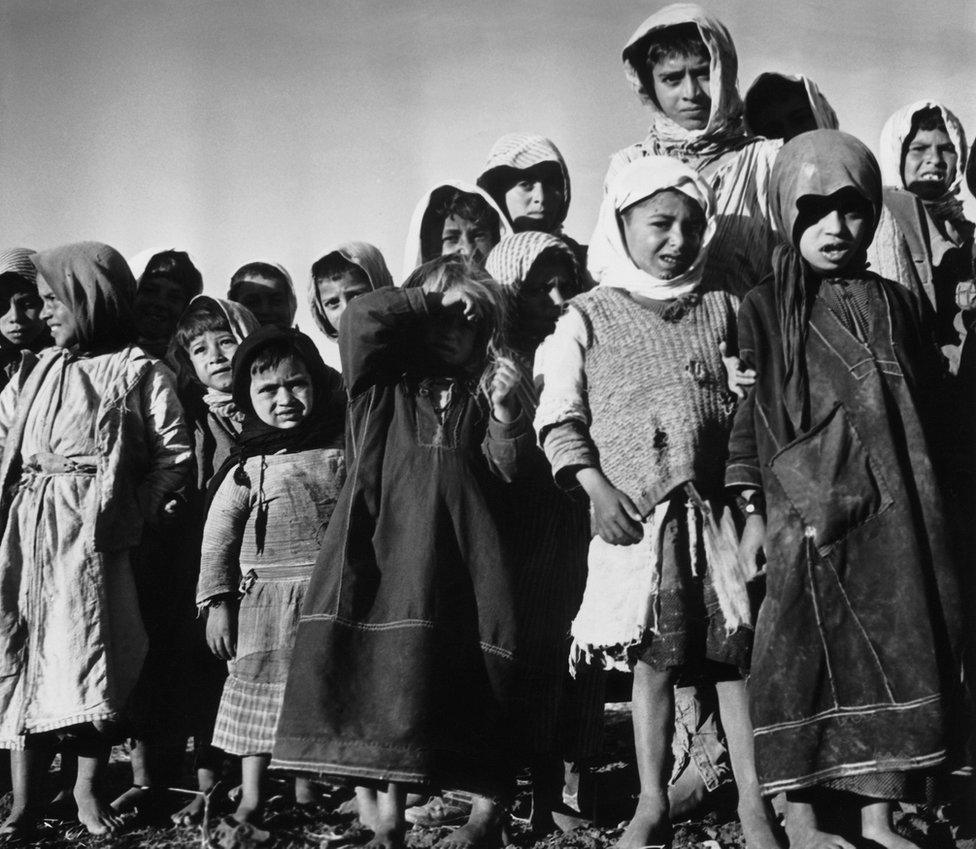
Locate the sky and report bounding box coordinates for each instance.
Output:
[1,0,974,364]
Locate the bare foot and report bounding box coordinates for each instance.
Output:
[862,817,921,849]
[74,787,123,836]
[739,793,787,849]
[365,824,406,849]
[786,801,855,849]
[616,792,671,849]
[233,799,263,827]
[437,799,505,849]
[171,793,206,826]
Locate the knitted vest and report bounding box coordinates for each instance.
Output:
[572,286,738,515]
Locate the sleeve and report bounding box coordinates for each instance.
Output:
[137,362,193,519]
[725,294,763,490]
[340,287,430,398]
[481,408,535,483]
[196,472,252,605]
[534,307,601,489]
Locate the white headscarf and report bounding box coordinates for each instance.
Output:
[588,155,716,300]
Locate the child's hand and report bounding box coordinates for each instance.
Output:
[720,341,756,399]
[737,513,766,579]
[206,600,238,661]
[578,468,644,545]
[490,357,522,423]
[439,289,479,323]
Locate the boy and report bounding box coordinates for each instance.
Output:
[228,262,297,329]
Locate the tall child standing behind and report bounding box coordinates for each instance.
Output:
[536,157,778,849]
[197,327,346,829]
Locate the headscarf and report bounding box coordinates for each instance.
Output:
[30,241,138,354]
[206,326,345,533]
[587,155,716,299]
[170,294,261,418]
[622,3,751,162]
[476,133,572,230]
[485,231,581,297]
[128,246,203,294]
[879,99,969,227]
[0,248,38,285]
[229,260,299,321]
[308,242,393,338]
[401,180,514,278]
[768,129,882,429]
[744,73,839,136]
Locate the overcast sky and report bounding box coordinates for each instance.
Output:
[2,0,973,362]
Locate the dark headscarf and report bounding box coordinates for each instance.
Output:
[30,241,138,354]
[769,129,882,429]
[206,327,345,541]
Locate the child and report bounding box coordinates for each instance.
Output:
[726,130,963,849]
[309,241,394,343]
[130,249,204,359]
[483,232,601,832]
[402,181,513,275]
[0,241,191,838]
[535,156,778,849]
[0,248,51,389]
[198,326,346,828]
[272,255,531,849]
[743,73,838,141]
[228,261,298,329]
[868,100,974,373]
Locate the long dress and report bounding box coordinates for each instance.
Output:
[0,349,189,745]
[271,287,532,798]
[726,277,963,796]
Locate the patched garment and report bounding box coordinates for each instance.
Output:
[198,448,346,756]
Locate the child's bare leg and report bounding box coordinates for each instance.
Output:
[861,801,919,849]
[437,794,505,849]
[110,739,152,813]
[2,742,54,835]
[74,737,123,835]
[785,793,856,849]
[715,679,785,849]
[355,785,380,829]
[616,661,673,849]
[365,782,406,849]
[234,754,270,825]
[295,776,319,806]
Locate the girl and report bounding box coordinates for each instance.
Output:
[0,248,50,389]
[536,156,776,849]
[868,100,974,373]
[743,73,838,141]
[0,242,191,837]
[309,241,394,344]
[727,130,963,849]
[272,255,531,849]
[229,261,298,329]
[402,181,513,275]
[606,4,779,297]
[198,327,346,829]
[483,232,600,832]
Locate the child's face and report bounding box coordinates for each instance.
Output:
[504,171,564,233]
[902,127,957,200]
[249,355,314,429]
[0,287,45,349]
[37,274,79,348]
[134,275,190,341]
[750,86,817,142]
[621,189,706,280]
[649,51,711,131]
[517,257,573,341]
[423,309,479,368]
[233,275,295,328]
[316,271,371,336]
[441,215,496,267]
[796,190,871,274]
[187,329,239,392]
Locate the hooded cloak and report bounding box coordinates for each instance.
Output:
[308,241,393,338]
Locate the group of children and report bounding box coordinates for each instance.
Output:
[0,3,972,849]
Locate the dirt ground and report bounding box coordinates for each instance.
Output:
[3,704,972,849]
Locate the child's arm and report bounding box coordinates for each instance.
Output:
[197,470,252,659]
[340,287,431,397]
[536,308,643,545]
[138,362,193,525]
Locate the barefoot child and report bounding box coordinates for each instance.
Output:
[0,242,191,838]
[535,156,779,849]
[0,248,51,389]
[272,255,532,849]
[229,262,298,329]
[727,130,963,849]
[197,326,346,828]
